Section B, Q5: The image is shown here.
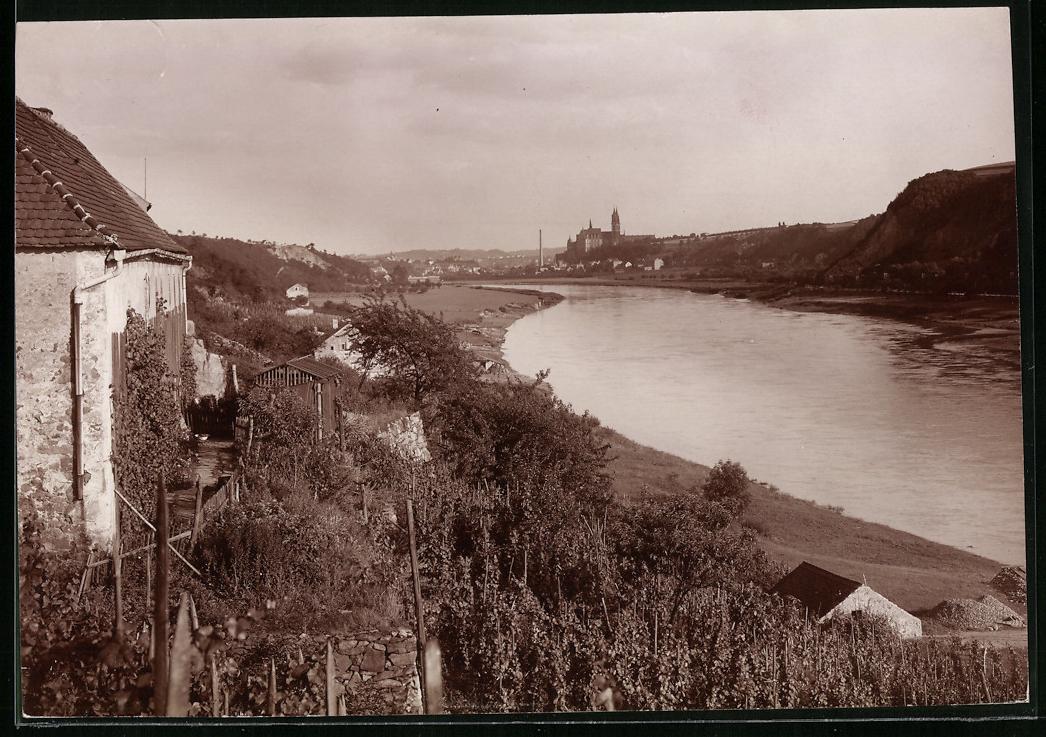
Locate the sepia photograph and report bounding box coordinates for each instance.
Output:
[13,7,1031,720]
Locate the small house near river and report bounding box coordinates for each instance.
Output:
[771,561,923,638]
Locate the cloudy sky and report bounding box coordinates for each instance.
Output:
[16,10,1015,255]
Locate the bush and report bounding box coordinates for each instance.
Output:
[192,496,404,631]
[426,376,612,510]
[112,307,192,527]
[238,385,352,501]
[702,459,751,517]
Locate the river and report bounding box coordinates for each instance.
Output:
[498,283,1025,564]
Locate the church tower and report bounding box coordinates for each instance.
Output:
[611,207,621,241]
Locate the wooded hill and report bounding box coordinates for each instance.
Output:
[172,234,372,302]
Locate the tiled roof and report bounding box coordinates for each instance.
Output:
[14,98,185,254]
[770,561,862,618]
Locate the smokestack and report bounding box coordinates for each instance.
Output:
[539,229,543,268]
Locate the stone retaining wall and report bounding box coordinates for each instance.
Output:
[324,628,422,714]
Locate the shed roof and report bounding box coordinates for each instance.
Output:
[258,356,344,382]
[771,562,862,618]
[15,98,185,254]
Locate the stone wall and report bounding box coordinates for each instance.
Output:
[376,412,431,463]
[329,629,422,713]
[15,249,87,551]
[234,628,422,714]
[190,336,228,398]
[16,247,191,551]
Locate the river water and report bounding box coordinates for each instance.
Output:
[499,283,1025,564]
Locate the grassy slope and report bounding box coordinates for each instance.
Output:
[601,428,1014,615]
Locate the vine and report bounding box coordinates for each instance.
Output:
[111,305,191,535]
[180,334,198,426]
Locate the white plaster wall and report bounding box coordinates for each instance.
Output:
[825,585,923,638]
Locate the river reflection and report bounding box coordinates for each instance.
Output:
[499,284,1025,564]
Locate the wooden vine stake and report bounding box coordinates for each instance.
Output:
[423,638,444,715]
[190,476,203,545]
[267,657,278,716]
[153,474,171,715]
[112,537,124,639]
[325,638,336,716]
[210,652,221,717]
[166,592,192,716]
[406,499,428,710]
[77,550,94,602]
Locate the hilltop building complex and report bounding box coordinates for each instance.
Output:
[561,208,654,263]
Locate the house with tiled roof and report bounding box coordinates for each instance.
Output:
[15,98,192,550]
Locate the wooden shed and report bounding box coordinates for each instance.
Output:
[253,356,343,440]
[771,561,923,638]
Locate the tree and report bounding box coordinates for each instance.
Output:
[345,295,477,404]
[426,374,611,509]
[701,459,751,517]
[390,263,409,286]
[611,493,767,623]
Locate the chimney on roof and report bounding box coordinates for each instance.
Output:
[32,107,54,118]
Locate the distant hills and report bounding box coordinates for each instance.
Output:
[174,161,1018,301]
[605,162,1017,295]
[368,247,565,263]
[820,164,1017,293]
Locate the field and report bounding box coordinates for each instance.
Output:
[313,285,546,325]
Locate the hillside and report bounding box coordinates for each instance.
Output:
[173,234,372,302]
[822,165,1018,294]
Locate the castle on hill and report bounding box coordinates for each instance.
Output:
[562,208,654,263]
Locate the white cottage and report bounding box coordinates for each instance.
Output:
[15,99,192,551]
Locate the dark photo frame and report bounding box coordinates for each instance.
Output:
[4,1,1041,734]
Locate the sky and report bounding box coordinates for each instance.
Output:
[16,10,1015,256]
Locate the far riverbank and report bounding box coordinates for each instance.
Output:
[469,275,1021,370]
